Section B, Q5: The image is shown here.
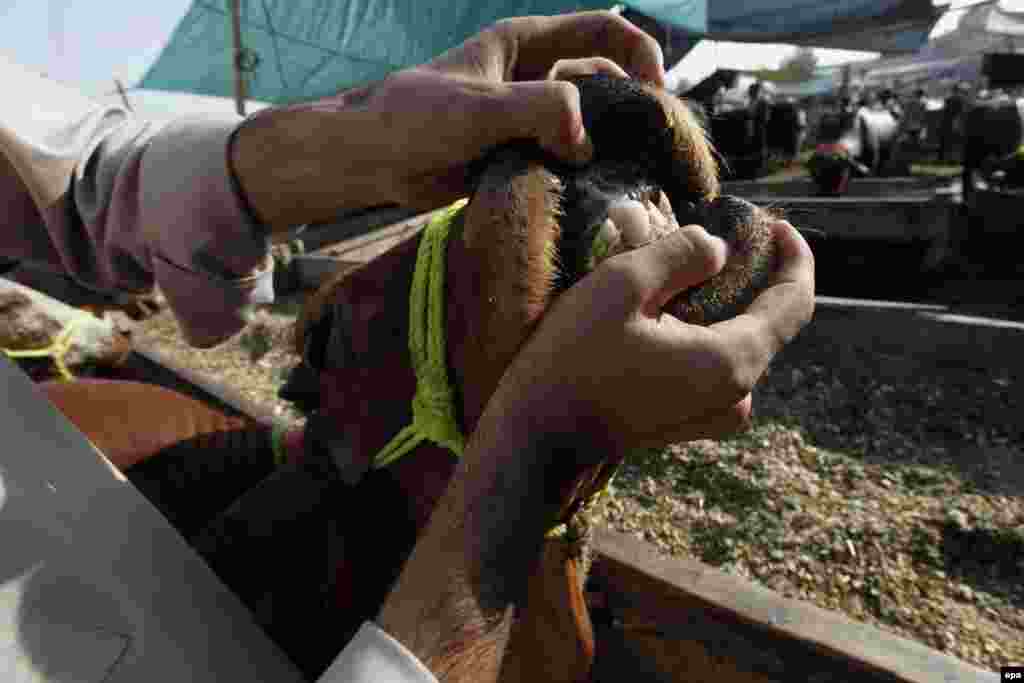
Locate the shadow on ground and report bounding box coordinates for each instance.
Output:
[940,521,1024,611]
[754,296,1023,498]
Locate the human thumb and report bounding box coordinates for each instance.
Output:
[497,80,594,165]
[624,224,728,318]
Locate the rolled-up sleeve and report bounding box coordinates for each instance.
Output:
[316,622,439,683]
[136,114,274,347]
[0,54,273,347]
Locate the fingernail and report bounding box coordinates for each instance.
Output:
[608,199,650,247]
[708,234,730,259]
[642,48,665,86]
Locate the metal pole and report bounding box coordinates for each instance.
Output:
[114,79,134,113]
[229,0,247,116]
[840,63,852,101]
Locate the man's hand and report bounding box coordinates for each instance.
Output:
[375,216,814,682]
[495,217,816,451]
[231,11,664,230]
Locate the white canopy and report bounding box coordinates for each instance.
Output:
[959,0,1024,37]
[862,54,982,90]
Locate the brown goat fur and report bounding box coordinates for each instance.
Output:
[286,75,777,681]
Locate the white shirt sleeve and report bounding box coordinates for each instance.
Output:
[316,622,440,683]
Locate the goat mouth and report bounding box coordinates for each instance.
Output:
[552,164,671,291]
[469,73,717,293]
[466,73,777,324]
[540,75,778,324]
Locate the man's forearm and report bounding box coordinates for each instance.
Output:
[376,384,594,682]
[230,83,392,232]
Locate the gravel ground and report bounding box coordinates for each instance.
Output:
[593,300,1024,672]
[134,280,1024,674]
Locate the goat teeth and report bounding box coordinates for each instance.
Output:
[607,199,652,248]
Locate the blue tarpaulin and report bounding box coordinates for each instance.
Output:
[139,0,939,104]
[705,0,940,54]
[140,1,648,104]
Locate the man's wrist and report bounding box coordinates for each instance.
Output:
[225,122,271,237]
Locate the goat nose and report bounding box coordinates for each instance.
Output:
[699,194,761,243]
[663,194,776,326]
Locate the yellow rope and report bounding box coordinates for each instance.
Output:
[1,314,88,381]
[371,197,618,538]
[374,199,468,469]
[270,421,291,466]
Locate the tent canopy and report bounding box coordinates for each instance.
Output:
[959,0,1024,37]
[862,54,981,91]
[139,0,942,105]
[701,0,939,53]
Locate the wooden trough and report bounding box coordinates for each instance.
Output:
[724,177,963,275]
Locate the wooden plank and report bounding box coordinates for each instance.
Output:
[118,340,280,426]
[724,177,960,246]
[768,201,955,242]
[292,206,425,253]
[590,528,995,683]
[310,210,427,261]
[590,619,780,683]
[275,213,426,292]
[724,178,958,200]
[756,196,951,205]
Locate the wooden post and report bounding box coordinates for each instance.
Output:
[229,0,247,116]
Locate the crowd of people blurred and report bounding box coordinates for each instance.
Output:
[685,70,997,169]
[678,67,1024,178]
[825,81,981,164]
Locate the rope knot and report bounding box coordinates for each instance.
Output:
[373,199,467,468]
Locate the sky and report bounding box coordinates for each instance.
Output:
[0,0,193,93]
[0,0,984,98]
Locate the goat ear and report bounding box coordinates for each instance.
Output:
[454,148,563,431]
[641,85,721,214]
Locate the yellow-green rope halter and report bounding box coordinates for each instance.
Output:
[373,199,468,468]
[369,198,616,538]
